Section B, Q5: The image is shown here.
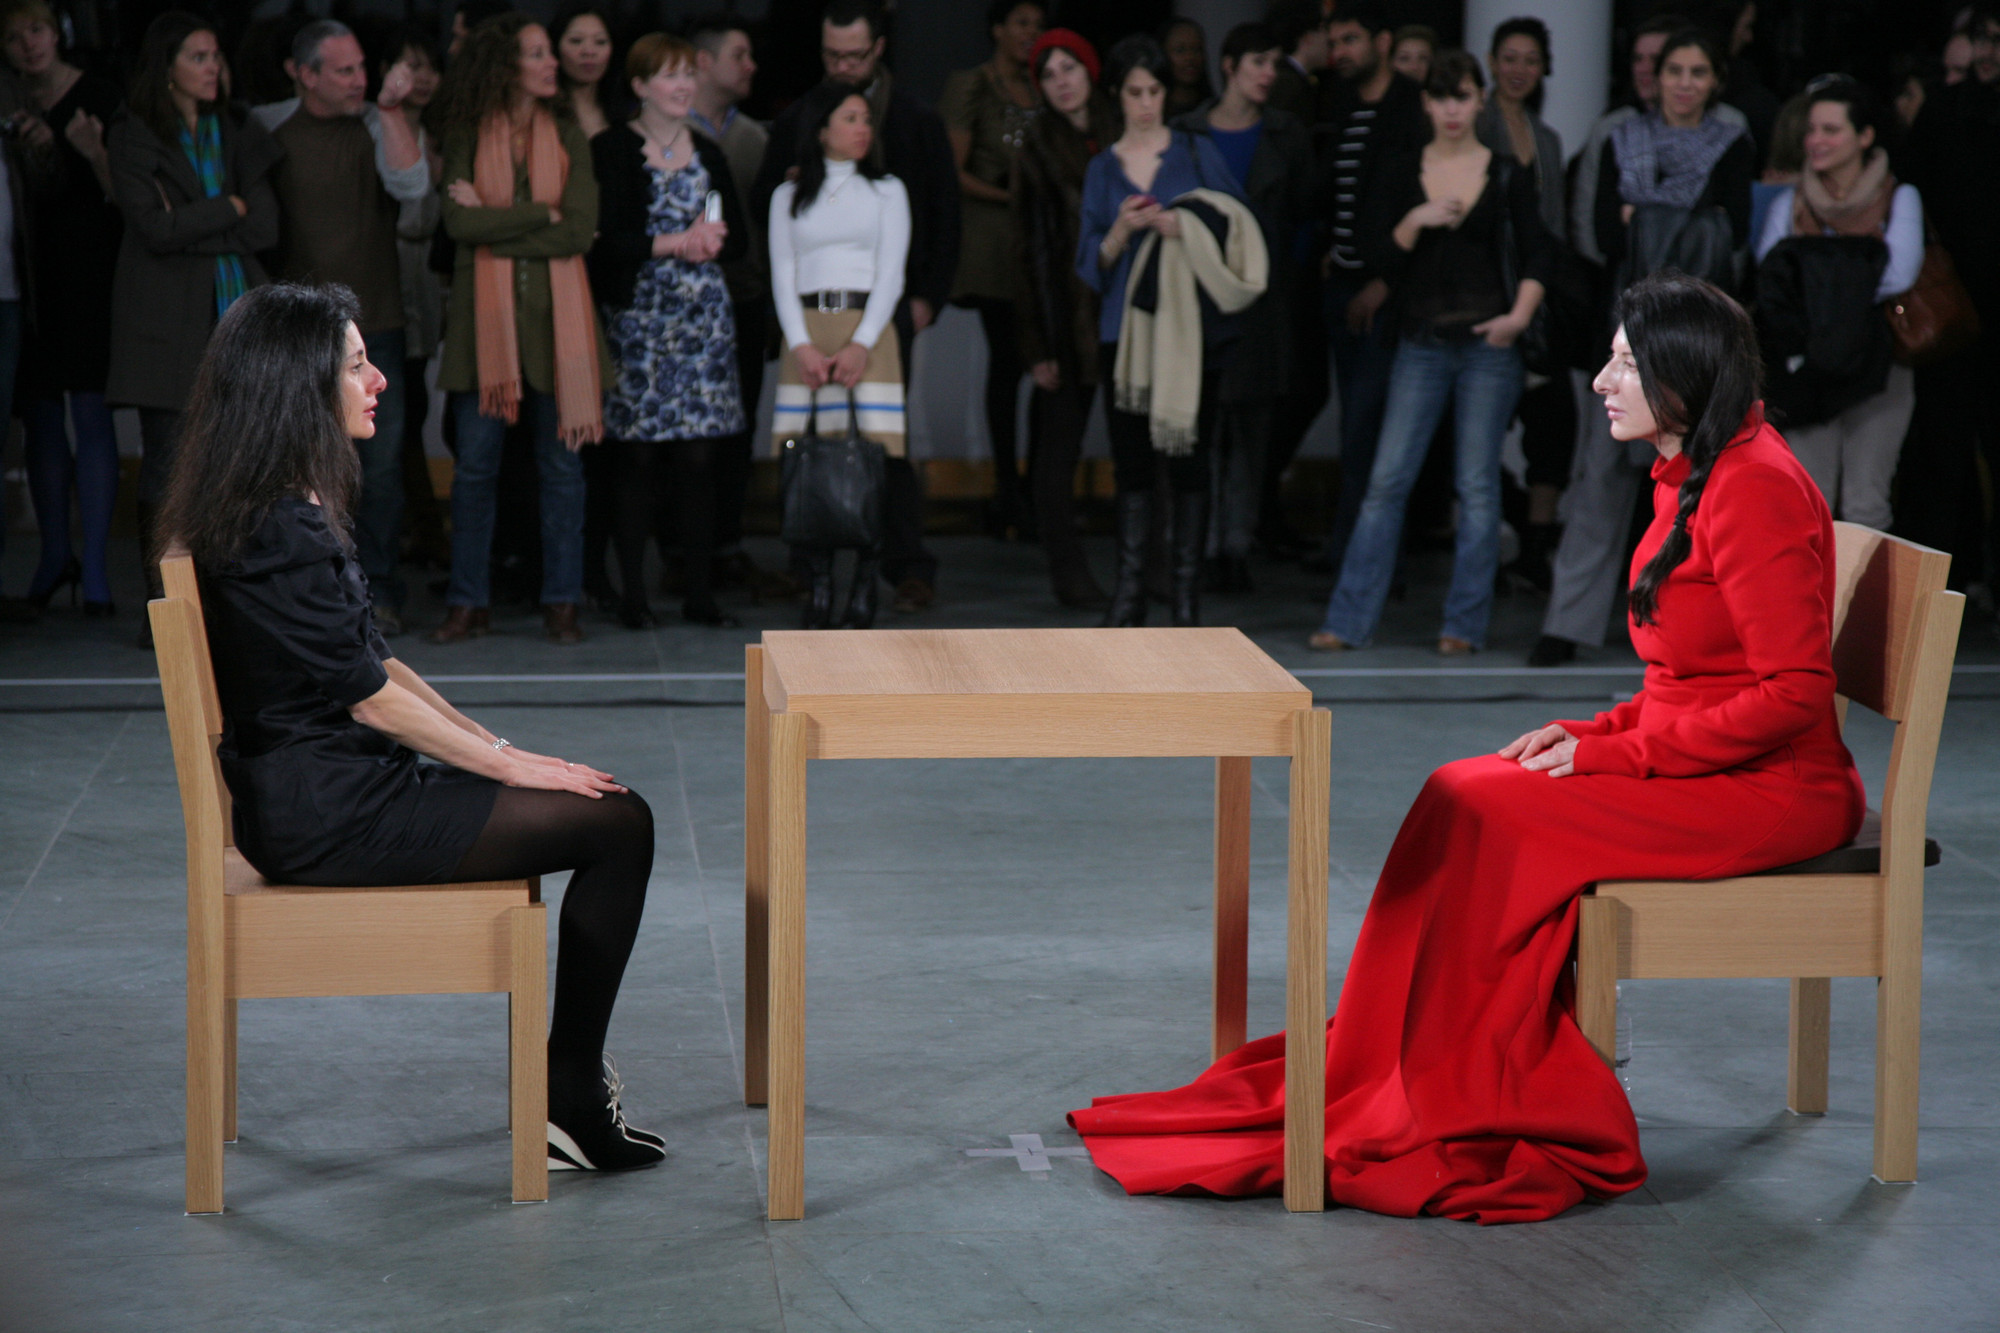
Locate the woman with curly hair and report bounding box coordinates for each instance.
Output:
[428,11,610,646]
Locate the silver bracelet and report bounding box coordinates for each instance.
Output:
[490,738,512,752]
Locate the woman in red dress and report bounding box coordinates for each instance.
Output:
[1071,273,1866,1224]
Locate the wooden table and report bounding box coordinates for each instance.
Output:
[743,627,1330,1219]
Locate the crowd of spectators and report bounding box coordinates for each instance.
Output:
[0,0,1995,656]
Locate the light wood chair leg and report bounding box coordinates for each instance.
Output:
[1873,934,1922,1182]
[185,874,226,1215]
[744,645,770,1107]
[222,998,238,1143]
[766,710,810,1221]
[1788,977,1831,1115]
[1212,757,1252,1064]
[510,903,549,1203]
[1283,709,1330,1213]
[1576,895,1619,1069]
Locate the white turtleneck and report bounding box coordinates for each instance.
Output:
[769,157,911,351]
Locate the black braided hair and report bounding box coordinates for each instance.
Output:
[1617,272,1763,627]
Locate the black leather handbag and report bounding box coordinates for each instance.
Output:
[779,389,886,551]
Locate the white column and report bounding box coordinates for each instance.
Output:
[1462,0,1613,166]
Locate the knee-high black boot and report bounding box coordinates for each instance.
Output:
[801,548,835,629]
[1103,491,1151,627]
[1171,490,1209,628]
[841,549,880,628]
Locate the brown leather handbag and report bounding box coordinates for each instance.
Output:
[1885,227,1982,367]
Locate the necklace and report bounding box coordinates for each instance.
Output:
[639,120,682,165]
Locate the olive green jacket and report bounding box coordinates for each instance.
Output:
[437,117,610,396]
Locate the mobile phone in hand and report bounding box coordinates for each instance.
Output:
[703,190,723,224]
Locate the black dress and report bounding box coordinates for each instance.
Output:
[20,71,123,393]
[198,497,496,884]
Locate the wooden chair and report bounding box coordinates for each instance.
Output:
[1576,522,1964,1183]
[151,554,548,1213]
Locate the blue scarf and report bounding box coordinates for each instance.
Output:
[178,114,248,319]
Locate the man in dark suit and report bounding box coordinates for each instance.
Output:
[752,0,959,613]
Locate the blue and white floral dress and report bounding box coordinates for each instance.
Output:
[603,157,746,442]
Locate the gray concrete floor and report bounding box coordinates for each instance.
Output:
[3,532,1998,1332]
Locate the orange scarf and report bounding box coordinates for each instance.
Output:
[472,107,602,446]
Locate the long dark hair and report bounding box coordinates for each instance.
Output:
[157,285,365,567]
[1617,272,1763,626]
[433,11,566,146]
[790,80,884,215]
[129,10,219,145]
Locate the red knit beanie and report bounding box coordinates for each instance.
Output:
[1030,28,1100,84]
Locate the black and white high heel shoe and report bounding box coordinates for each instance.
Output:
[547,1054,666,1171]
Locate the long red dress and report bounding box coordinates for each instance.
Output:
[1070,407,1866,1224]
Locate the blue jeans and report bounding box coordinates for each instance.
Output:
[447,390,584,607]
[1319,332,1524,648]
[355,329,407,608]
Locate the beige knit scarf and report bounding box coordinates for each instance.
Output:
[1112,188,1267,454]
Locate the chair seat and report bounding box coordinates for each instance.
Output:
[1756,809,1942,877]
[222,847,538,901]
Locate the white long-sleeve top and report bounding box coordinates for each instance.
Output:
[769,158,910,351]
[1755,182,1924,301]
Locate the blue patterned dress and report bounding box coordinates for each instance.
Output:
[603,157,746,442]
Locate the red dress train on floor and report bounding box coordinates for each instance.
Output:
[1070,407,1866,1224]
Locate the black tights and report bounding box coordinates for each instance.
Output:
[615,437,718,607]
[449,787,653,1103]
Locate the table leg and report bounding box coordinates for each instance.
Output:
[1284,708,1331,1212]
[744,645,769,1107]
[1213,757,1252,1063]
[766,709,810,1221]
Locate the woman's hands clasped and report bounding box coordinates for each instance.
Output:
[498,746,628,798]
[1499,724,1579,778]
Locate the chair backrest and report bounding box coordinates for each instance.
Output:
[1829,522,1951,723]
[151,554,233,874]
[1826,523,1965,887]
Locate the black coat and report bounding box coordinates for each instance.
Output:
[588,125,748,311]
[751,72,959,345]
[1173,103,1314,400]
[1901,76,2000,319]
[106,108,281,411]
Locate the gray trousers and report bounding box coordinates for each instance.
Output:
[1785,365,1915,532]
[1542,369,1655,646]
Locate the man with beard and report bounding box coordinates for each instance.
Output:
[1307,0,1424,579]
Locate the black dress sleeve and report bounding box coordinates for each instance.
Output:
[224,504,390,710]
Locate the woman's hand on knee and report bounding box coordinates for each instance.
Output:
[501,751,627,797]
[1500,724,1579,777]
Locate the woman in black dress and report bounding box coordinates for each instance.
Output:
[1,0,123,613]
[155,283,664,1174]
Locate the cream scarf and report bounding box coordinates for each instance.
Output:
[1112,189,1267,454]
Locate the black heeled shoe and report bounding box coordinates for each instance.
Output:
[27,555,81,610]
[547,1054,666,1172]
[83,600,116,619]
[617,599,659,629]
